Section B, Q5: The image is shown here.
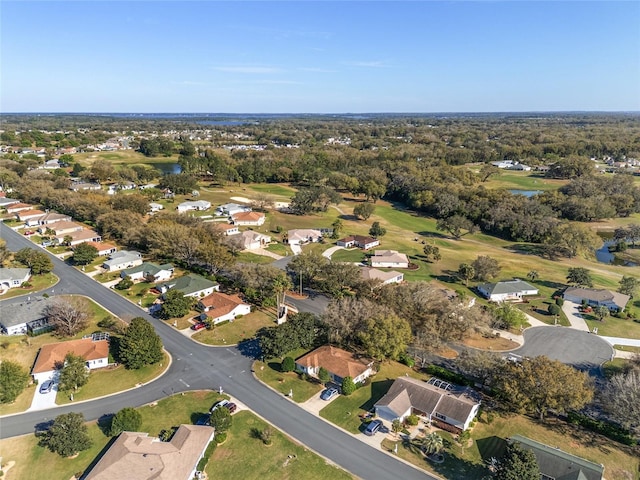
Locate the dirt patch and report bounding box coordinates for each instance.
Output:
[434,346,458,359]
[462,333,519,351]
[230,196,252,204]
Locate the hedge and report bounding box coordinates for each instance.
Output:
[196,440,217,471]
[424,365,474,386]
[567,412,635,446]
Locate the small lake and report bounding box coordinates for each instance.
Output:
[595,239,638,266]
[154,163,182,175]
[509,189,543,197]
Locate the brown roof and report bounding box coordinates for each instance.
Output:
[564,287,630,308]
[17,209,45,219]
[360,267,402,283]
[46,220,84,233]
[83,241,116,252]
[55,229,100,242]
[84,424,214,480]
[32,338,109,374]
[6,202,33,210]
[231,211,265,222]
[295,345,373,379]
[198,292,247,319]
[217,223,239,231]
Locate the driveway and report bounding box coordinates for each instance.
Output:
[561,301,590,331]
[28,375,59,411]
[290,243,302,255]
[509,326,613,375]
[322,245,344,259]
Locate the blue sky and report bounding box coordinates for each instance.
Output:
[2,1,639,113]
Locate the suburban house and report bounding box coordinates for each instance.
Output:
[149,202,164,213]
[216,202,251,217]
[295,345,375,385]
[54,228,102,246]
[360,267,404,286]
[0,296,56,336]
[38,220,84,236]
[102,250,143,272]
[216,223,240,236]
[80,241,117,256]
[31,335,110,384]
[0,197,21,209]
[83,424,215,480]
[5,202,34,214]
[477,279,539,302]
[122,262,175,282]
[70,182,101,191]
[337,235,380,250]
[156,274,219,298]
[231,210,266,226]
[240,230,271,250]
[176,200,211,213]
[28,211,72,226]
[563,287,630,312]
[508,435,604,480]
[287,229,323,245]
[506,162,532,171]
[370,250,410,269]
[0,267,31,292]
[16,209,46,222]
[375,376,481,433]
[197,292,251,324]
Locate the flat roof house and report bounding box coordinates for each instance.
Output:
[370,250,409,269]
[295,345,374,385]
[508,435,604,480]
[197,292,251,325]
[0,296,56,336]
[563,287,630,312]
[477,279,538,302]
[31,336,110,383]
[83,424,215,480]
[103,250,143,272]
[375,376,481,433]
[0,267,31,291]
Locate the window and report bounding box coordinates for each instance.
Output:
[434,412,446,421]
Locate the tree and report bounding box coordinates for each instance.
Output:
[619,276,639,298]
[63,235,73,246]
[495,356,593,420]
[159,289,194,320]
[594,304,609,322]
[358,313,412,361]
[109,407,142,436]
[14,248,53,274]
[331,218,343,239]
[353,202,375,220]
[436,215,477,239]
[210,406,232,433]
[318,366,330,384]
[601,370,640,433]
[281,356,295,372]
[491,303,527,329]
[472,255,501,281]
[547,303,561,316]
[480,164,501,182]
[566,267,593,287]
[58,353,90,392]
[526,270,539,282]
[72,242,98,265]
[392,419,403,436]
[115,275,134,290]
[289,186,341,215]
[44,298,89,337]
[422,244,442,262]
[494,442,540,480]
[0,361,29,404]
[287,250,327,292]
[455,350,502,387]
[422,432,444,455]
[341,376,356,396]
[368,221,387,238]
[457,263,475,286]
[118,317,164,369]
[38,412,93,457]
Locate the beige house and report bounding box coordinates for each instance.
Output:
[295,345,374,385]
[288,229,322,245]
[216,223,240,236]
[38,220,84,236]
[370,250,409,269]
[54,228,102,246]
[240,230,271,250]
[83,425,215,480]
[360,267,404,285]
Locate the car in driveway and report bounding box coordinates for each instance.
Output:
[191,322,206,331]
[210,399,229,413]
[363,419,383,436]
[320,387,339,401]
[39,380,54,394]
[225,402,237,414]
[195,414,210,426]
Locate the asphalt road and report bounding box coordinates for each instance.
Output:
[0,224,432,480]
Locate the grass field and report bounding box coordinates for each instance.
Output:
[209,410,353,480]
[193,310,275,345]
[330,248,366,262]
[236,251,275,264]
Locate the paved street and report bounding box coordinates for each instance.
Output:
[0,224,432,480]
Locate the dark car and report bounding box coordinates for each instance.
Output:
[191,322,206,331]
[195,414,210,426]
[320,387,339,401]
[363,419,383,436]
[39,380,54,394]
[225,402,237,414]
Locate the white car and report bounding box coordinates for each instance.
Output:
[210,399,229,413]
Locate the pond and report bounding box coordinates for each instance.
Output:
[595,239,638,266]
[508,189,543,197]
[154,162,182,175]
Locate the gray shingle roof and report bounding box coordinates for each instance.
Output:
[478,279,537,296]
[0,296,57,329]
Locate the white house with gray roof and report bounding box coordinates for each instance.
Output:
[0,268,31,292]
[563,287,630,312]
[0,296,57,335]
[370,250,409,269]
[176,200,211,213]
[477,279,538,302]
[102,251,143,272]
[121,262,174,282]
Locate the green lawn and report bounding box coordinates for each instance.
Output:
[56,353,169,405]
[330,248,365,262]
[0,384,37,415]
[515,298,571,326]
[254,348,324,403]
[114,281,159,308]
[209,410,353,480]
[319,361,429,434]
[480,171,566,191]
[265,242,291,256]
[0,272,58,300]
[585,316,640,339]
[193,310,275,345]
[235,251,275,264]
[248,183,297,198]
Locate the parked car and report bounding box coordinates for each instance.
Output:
[195,414,210,426]
[225,402,237,414]
[210,399,229,413]
[39,380,54,394]
[191,322,206,331]
[320,387,339,401]
[23,230,35,236]
[363,419,383,436]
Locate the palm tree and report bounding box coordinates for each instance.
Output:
[527,270,539,282]
[422,432,444,455]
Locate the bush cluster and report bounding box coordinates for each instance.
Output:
[566,412,635,446]
[424,365,474,386]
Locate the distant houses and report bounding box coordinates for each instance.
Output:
[563,287,630,312]
[477,279,538,302]
[337,235,380,250]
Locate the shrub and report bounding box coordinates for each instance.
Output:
[405,414,419,426]
[318,366,330,384]
[424,365,473,386]
[399,353,415,368]
[215,433,227,444]
[567,412,635,445]
[281,357,295,372]
[555,297,564,306]
[341,376,356,396]
[260,427,273,445]
[196,440,217,471]
[548,304,561,316]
